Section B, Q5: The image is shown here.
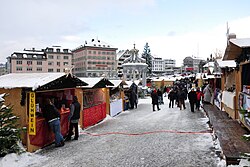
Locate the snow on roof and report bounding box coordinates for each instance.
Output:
[203,62,214,68]
[13,50,45,55]
[122,62,148,66]
[230,38,250,48]
[83,39,116,48]
[0,73,65,90]
[79,77,104,88]
[217,60,236,68]
[108,80,128,88]
[117,50,127,59]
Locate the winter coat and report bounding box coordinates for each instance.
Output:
[196,91,203,101]
[203,85,213,103]
[178,90,186,100]
[69,97,81,123]
[43,104,60,122]
[168,91,175,100]
[151,91,159,105]
[188,90,197,103]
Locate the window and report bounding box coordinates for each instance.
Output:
[102,52,106,55]
[48,61,54,66]
[88,51,92,54]
[37,67,42,71]
[63,49,68,53]
[27,67,32,71]
[27,61,32,65]
[63,56,69,59]
[47,48,53,52]
[63,62,68,65]
[37,61,42,65]
[16,60,22,65]
[93,51,96,54]
[57,69,60,72]
[57,62,60,66]
[48,69,53,72]
[48,55,54,59]
[16,67,22,71]
[98,51,101,54]
[57,55,61,59]
[56,49,60,52]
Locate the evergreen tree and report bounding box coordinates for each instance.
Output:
[0,93,22,157]
[141,42,152,76]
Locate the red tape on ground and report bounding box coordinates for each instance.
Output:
[80,129,212,136]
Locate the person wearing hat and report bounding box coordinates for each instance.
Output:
[66,96,81,140]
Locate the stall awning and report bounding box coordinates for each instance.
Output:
[0,73,88,91]
[79,77,114,88]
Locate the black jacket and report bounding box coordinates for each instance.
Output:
[188,90,197,103]
[43,104,60,122]
[70,101,81,120]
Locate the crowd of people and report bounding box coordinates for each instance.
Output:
[150,79,214,113]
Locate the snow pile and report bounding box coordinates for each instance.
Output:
[0,152,48,167]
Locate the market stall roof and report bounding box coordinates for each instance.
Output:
[79,77,114,88]
[108,80,127,88]
[203,62,214,68]
[0,73,88,91]
[217,60,236,68]
[223,38,250,60]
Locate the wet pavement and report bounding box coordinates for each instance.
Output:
[34,97,223,167]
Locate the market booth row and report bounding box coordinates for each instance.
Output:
[0,73,88,152]
[223,37,250,130]
[78,77,114,129]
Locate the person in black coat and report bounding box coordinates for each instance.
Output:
[151,89,160,111]
[188,88,197,112]
[168,90,175,108]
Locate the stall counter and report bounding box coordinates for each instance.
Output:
[29,109,70,147]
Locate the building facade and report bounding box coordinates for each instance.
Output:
[183,56,205,73]
[116,49,130,76]
[152,57,176,75]
[72,39,117,77]
[0,63,6,76]
[7,46,72,73]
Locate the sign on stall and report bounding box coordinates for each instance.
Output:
[29,92,36,135]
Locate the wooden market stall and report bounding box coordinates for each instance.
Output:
[78,77,114,129]
[218,60,237,119]
[109,80,127,116]
[0,73,87,152]
[223,37,250,130]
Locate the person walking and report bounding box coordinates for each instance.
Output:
[168,89,175,108]
[157,89,164,105]
[203,83,213,104]
[196,87,203,110]
[43,98,65,147]
[66,96,81,140]
[188,88,197,112]
[178,88,186,110]
[151,89,160,111]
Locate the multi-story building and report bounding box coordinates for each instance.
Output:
[0,63,6,76]
[116,49,130,76]
[152,57,176,75]
[72,39,118,77]
[152,57,164,74]
[183,56,205,73]
[6,46,72,73]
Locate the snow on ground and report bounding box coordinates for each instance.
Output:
[0,97,249,167]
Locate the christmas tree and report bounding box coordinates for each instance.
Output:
[141,42,153,77]
[0,93,22,157]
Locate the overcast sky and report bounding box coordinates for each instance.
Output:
[1,0,250,66]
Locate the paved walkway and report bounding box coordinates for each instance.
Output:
[202,103,250,165]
